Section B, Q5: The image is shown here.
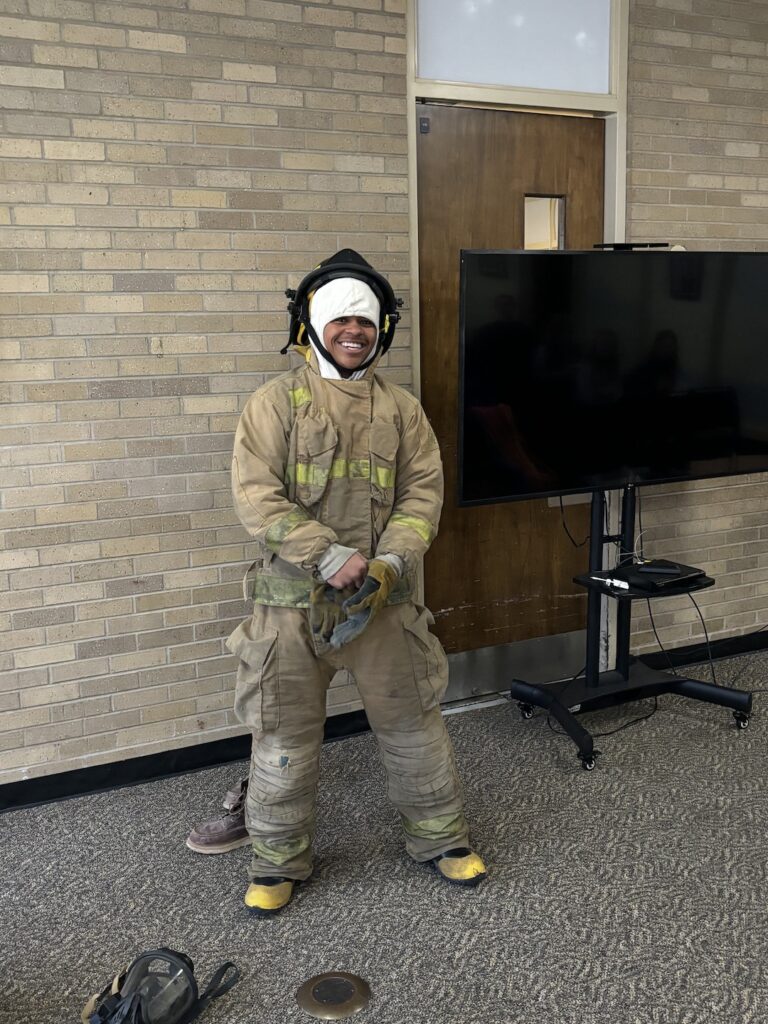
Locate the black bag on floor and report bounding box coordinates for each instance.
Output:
[82,947,239,1024]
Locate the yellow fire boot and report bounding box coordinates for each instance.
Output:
[432,847,487,887]
[244,876,295,917]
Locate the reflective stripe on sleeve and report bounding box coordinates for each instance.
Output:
[264,509,311,552]
[387,512,435,545]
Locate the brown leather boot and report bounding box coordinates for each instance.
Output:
[185,779,251,854]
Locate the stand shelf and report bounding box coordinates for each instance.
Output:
[509,486,753,769]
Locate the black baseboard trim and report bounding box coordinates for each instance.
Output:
[0,708,371,814]
[639,627,768,671]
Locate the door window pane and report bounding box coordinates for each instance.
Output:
[524,196,565,250]
[417,0,612,95]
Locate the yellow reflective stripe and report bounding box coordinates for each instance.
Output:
[290,463,329,487]
[250,836,311,866]
[264,509,310,552]
[286,459,395,487]
[388,512,435,545]
[372,464,394,488]
[288,386,311,408]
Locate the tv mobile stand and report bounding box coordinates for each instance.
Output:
[509,485,753,770]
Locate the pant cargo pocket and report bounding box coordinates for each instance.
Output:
[403,605,449,712]
[227,618,280,731]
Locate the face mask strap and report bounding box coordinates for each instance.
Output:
[187,962,240,1022]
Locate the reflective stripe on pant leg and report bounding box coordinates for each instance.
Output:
[242,604,333,881]
[246,727,323,881]
[342,603,470,862]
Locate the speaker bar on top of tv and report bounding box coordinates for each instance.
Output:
[593,242,670,250]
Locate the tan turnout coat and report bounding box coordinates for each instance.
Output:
[232,350,443,606]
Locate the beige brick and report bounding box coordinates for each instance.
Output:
[165,101,221,122]
[190,0,245,13]
[33,44,98,68]
[136,123,193,143]
[191,82,248,104]
[0,274,48,293]
[15,645,77,671]
[83,294,143,313]
[357,13,404,34]
[15,207,77,226]
[222,61,276,82]
[95,3,158,27]
[246,84,303,107]
[62,23,126,47]
[0,550,40,571]
[222,105,279,127]
[26,0,88,15]
[43,140,105,161]
[0,16,60,41]
[47,183,110,205]
[335,30,384,52]
[128,29,186,53]
[0,138,41,158]
[0,743,60,773]
[102,96,164,118]
[248,0,301,20]
[170,188,227,207]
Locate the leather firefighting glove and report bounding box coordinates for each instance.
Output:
[309,582,348,645]
[329,558,398,649]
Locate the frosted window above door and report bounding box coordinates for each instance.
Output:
[416,0,612,95]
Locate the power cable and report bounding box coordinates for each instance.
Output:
[558,495,590,548]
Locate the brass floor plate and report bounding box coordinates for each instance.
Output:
[295,971,371,1020]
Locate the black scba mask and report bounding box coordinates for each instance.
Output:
[82,948,239,1024]
[282,248,403,376]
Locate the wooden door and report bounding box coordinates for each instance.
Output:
[417,103,604,653]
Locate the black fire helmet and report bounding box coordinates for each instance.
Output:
[281,248,403,374]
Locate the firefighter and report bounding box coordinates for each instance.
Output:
[191,250,486,916]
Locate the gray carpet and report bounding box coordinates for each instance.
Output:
[2,656,768,1024]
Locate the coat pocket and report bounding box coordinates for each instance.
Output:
[403,605,449,712]
[227,618,279,731]
[294,411,338,508]
[370,419,399,529]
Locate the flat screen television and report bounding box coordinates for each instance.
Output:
[459,249,768,505]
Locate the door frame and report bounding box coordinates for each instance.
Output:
[405,1,629,674]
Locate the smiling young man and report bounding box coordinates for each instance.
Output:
[198,250,486,917]
[323,314,377,368]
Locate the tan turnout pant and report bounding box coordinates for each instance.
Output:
[227,600,469,881]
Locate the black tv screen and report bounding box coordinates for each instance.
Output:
[459,249,768,505]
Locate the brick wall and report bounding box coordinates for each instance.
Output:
[0,0,408,783]
[627,0,768,652]
[5,0,767,785]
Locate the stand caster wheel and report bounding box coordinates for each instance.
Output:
[733,712,750,731]
[517,702,535,720]
[578,749,601,771]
